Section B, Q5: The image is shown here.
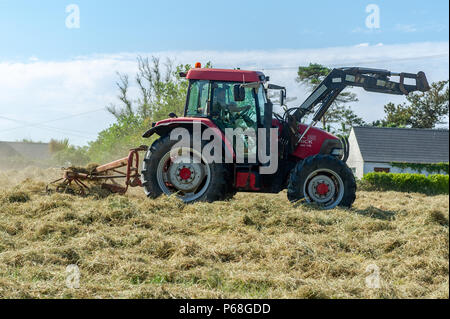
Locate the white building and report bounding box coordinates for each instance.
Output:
[346,127,449,180]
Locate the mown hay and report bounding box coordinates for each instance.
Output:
[0,168,448,299]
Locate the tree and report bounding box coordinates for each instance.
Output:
[380,102,411,127]
[338,105,366,135]
[379,80,449,128]
[297,63,364,135]
[89,57,194,163]
[106,56,193,122]
[90,58,214,163]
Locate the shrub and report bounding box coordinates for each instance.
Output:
[49,139,70,154]
[41,115,151,168]
[51,145,90,167]
[362,172,449,195]
[86,114,152,164]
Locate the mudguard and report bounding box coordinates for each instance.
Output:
[142,117,235,159]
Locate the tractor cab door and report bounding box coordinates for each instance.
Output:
[210,82,260,161]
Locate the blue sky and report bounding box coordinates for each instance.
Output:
[0,1,449,145]
[1,0,448,60]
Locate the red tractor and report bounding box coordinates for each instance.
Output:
[140,65,430,209]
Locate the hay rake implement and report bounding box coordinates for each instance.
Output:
[47,146,148,196]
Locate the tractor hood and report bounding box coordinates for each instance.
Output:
[291,124,342,159]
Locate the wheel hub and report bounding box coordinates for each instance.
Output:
[316,182,329,195]
[179,167,192,180]
[306,173,339,205]
[167,156,205,193]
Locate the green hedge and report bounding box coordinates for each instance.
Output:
[390,162,449,174]
[362,172,449,195]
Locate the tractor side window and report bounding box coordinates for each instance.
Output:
[186,80,210,116]
[211,82,258,132]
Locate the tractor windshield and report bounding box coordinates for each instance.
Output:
[186,80,210,117]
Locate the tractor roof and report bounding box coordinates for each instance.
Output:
[186,68,266,82]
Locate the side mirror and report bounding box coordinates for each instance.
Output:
[233,85,245,102]
[280,89,286,106]
[168,112,178,118]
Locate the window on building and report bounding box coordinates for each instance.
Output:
[374,167,390,173]
[351,167,356,174]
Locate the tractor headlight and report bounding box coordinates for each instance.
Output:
[331,148,344,157]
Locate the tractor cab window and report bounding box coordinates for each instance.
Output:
[186,80,210,117]
[210,82,258,132]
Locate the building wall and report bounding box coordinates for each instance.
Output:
[346,129,365,179]
[363,162,447,176]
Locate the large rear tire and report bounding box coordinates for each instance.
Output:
[287,154,356,209]
[141,135,234,203]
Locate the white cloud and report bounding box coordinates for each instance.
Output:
[0,41,448,146]
[395,24,417,33]
[351,27,382,34]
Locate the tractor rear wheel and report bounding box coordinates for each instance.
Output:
[141,135,234,203]
[287,154,356,209]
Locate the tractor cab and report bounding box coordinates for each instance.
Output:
[183,66,270,133]
[181,66,278,162]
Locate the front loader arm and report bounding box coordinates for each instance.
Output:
[293,67,430,123]
[289,67,430,145]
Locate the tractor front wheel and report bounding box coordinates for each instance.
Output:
[287,155,356,209]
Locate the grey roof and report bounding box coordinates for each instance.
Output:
[352,126,449,163]
[0,141,51,159]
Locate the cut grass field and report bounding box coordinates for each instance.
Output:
[0,168,448,299]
